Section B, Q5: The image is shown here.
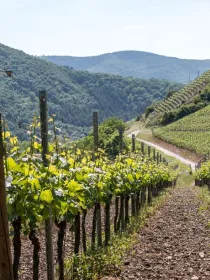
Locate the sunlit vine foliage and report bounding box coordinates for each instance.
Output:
[4,117,177,233]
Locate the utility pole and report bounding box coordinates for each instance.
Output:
[0,114,13,280]
[39,90,54,280]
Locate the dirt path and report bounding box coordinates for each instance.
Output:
[119,186,210,280]
[128,130,197,171]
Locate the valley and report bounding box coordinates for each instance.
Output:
[0,43,182,140]
[1,44,210,280]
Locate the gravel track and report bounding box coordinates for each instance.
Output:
[128,130,197,171]
[119,186,210,280]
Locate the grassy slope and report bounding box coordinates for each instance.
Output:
[154,105,210,155]
[41,51,210,83]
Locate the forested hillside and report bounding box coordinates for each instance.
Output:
[0,43,182,139]
[41,51,210,83]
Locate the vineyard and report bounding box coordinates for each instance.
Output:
[146,70,210,125]
[2,4,210,280]
[195,160,210,187]
[153,104,210,155]
[0,92,178,280]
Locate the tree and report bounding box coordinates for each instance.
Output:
[78,117,127,156]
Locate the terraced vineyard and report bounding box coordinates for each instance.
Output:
[146,70,210,125]
[154,105,210,155]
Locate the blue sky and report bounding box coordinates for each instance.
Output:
[0,0,210,59]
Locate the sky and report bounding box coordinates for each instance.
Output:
[0,0,210,59]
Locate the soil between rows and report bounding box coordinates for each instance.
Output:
[10,203,117,279]
[116,186,210,280]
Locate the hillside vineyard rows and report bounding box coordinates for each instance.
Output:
[146,70,210,126]
[154,70,210,115]
[154,105,210,155]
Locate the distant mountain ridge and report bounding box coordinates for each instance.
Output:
[40,51,210,84]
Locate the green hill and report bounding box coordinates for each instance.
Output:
[0,43,182,140]
[154,105,210,155]
[145,71,210,126]
[40,51,210,84]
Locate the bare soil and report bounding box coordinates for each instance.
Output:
[11,204,116,279]
[118,186,210,280]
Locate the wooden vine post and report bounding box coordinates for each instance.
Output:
[93,112,102,247]
[39,90,54,280]
[114,196,120,233]
[153,148,156,160]
[82,210,87,253]
[104,195,112,246]
[0,113,13,280]
[157,152,159,164]
[141,142,144,155]
[124,195,130,227]
[148,146,151,157]
[132,134,135,152]
[74,214,80,254]
[119,128,123,152]
[131,193,136,216]
[93,112,99,152]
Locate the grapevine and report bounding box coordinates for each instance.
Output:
[154,105,210,155]
[3,117,178,279]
